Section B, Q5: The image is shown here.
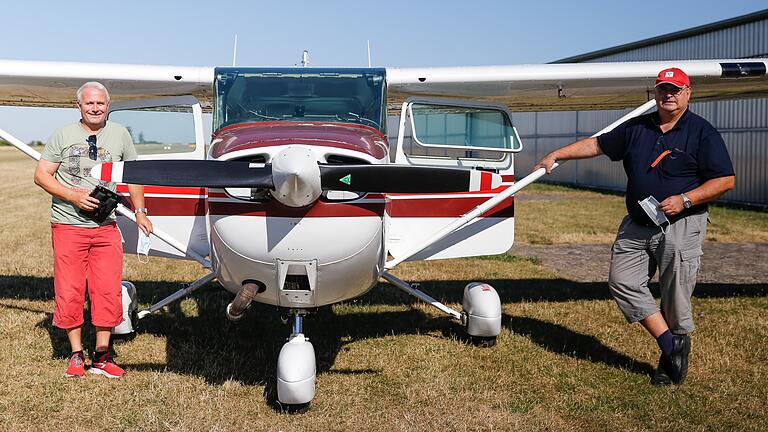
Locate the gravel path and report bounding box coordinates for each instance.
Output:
[513,242,768,284]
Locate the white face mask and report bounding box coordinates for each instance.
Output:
[137,230,151,263]
[638,195,669,233]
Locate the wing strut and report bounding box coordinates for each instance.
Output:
[384,99,658,269]
[137,272,217,319]
[382,271,463,321]
[0,127,211,269]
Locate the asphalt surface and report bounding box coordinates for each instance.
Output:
[514,242,768,285]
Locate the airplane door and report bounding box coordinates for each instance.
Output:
[387,98,523,261]
[108,96,210,261]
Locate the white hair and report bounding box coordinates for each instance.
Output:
[76,82,110,103]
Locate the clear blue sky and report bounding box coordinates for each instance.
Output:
[1,0,766,142]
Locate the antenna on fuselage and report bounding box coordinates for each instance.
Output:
[367,40,371,67]
[301,50,309,67]
[232,34,238,67]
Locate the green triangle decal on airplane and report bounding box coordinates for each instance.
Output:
[340,174,351,185]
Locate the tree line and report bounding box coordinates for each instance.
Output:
[0,139,45,146]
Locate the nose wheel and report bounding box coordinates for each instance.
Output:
[276,309,316,407]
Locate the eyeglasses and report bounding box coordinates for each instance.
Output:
[655,84,687,95]
[87,135,97,161]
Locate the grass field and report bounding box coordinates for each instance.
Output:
[0,147,766,431]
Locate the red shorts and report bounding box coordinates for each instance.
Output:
[51,223,123,329]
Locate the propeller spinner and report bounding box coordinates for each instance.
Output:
[91,147,502,207]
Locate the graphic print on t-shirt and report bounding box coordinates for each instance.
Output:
[65,144,113,187]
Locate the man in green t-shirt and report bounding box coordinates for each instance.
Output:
[34,81,153,379]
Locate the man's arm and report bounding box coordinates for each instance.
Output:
[34,159,99,211]
[533,137,603,174]
[658,175,736,216]
[127,184,153,235]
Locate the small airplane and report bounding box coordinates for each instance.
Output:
[1,56,767,406]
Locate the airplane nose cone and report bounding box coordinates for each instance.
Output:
[271,146,322,207]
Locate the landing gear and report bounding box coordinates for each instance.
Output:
[463,282,502,346]
[382,272,502,345]
[112,281,138,337]
[276,309,316,406]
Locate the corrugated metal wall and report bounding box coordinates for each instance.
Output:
[583,19,768,62]
[519,14,768,207]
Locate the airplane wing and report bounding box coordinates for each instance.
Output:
[386,59,768,111]
[0,60,214,108]
[1,58,766,111]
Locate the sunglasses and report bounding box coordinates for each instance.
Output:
[655,84,687,95]
[87,135,97,161]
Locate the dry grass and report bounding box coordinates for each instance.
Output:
[1,147,766,431]
[515,183,768,244]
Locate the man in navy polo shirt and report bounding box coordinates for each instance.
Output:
[534,67,735,386]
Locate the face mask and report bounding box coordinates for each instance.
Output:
[638,195,669,233]
[137,230,151,263]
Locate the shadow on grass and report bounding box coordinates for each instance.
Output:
[1,273,765,410]
[505,315,655,376]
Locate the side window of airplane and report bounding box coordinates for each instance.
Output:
[392,98,522,169]
[109,96,207,160]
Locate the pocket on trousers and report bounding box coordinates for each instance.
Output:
[680,246,703,262]
[680,245,703,291]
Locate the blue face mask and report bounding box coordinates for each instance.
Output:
[137,230,151,263]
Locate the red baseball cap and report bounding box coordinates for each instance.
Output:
[655,67,690,88]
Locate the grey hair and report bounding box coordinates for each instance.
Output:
[76,82,110,103]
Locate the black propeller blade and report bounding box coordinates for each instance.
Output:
[319,164,498,193]
[93,160,274,189]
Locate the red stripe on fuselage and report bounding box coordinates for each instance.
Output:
[208,200,385,217]
[115,184,516,218]
[122,197,207,216]
[385,196,514,218]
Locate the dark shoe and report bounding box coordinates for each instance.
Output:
[667,334,691,384]
[650,354,672,386]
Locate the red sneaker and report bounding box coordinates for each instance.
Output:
[89,354,125,379]
[65,352,85,378]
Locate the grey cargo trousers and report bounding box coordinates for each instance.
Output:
[608,211,708,334]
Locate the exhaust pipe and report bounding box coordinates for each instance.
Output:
[226,280,265,321]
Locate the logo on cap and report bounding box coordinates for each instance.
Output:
[655,67,690,88]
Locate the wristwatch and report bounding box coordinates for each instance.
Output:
[680,193,692,209]
[134,207,148,215]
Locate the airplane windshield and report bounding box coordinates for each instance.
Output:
[213,67,387,134]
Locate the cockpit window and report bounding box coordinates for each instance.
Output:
[213,68,387,134]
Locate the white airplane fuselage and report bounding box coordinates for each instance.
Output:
[208,122,389,308]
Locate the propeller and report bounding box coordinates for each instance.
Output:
[92,147,502,207]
